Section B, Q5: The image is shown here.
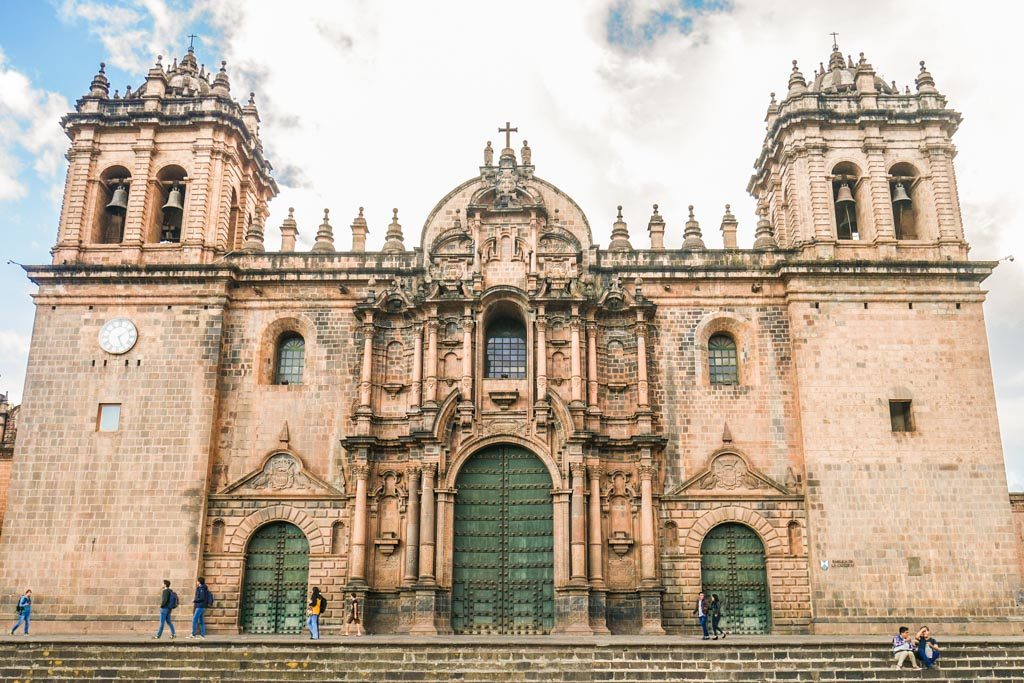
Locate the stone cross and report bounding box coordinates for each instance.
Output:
[188,33,198,49]
[499,121,518,149]
[829,32,839,49]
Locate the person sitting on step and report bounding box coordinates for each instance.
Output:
[892,626,920,670]
[915,626,942,669]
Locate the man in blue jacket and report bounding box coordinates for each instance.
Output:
[188,577,212,639]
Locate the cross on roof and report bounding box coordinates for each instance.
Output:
[829,32,839,50]
[499,121,518,149]
[188,33,198,50]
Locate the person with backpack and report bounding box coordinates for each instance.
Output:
[307,587,326,640]
[155,579,177,639]
[188,577,213,639]
[9,589,31,636]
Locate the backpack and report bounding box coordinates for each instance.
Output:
[205,589,215,608]
[318,596,327,614]
[168,590,179,610]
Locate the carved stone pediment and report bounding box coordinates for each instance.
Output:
[222,451,343,496]
[671,450,790,496]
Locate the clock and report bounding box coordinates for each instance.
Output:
[98,318,138,355]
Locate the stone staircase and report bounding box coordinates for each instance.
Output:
[0,636,1022,682]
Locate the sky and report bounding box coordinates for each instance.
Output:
[0,0,1021,488]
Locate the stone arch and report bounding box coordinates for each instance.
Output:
[258,315,317,385]
[682,506,784,557]
[693,310,758,387]
[445,436,563,490]
[228,505,327,555]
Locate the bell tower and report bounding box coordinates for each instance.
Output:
[748,40,967,261]
[52,46,277,266]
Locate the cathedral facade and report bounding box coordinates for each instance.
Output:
[1,42,1021,636]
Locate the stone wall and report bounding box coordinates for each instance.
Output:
[1012,493,1024,598]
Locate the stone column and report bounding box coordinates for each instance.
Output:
[569,311,583,405]
[864,136,896,243]
[424,316,438,406]
[402,467,421,586]
[418,463,436,583]
[587,464,605,586]
[358,312,374,408]
[926,140,965,245]
[410,323,423,410]
[348,463,370,584]
[638,464,657,585]
[570,462,588,583]
[460,311,474,401]
[635,315,649,408]
[586,320,599,408]
[535,308,548,401]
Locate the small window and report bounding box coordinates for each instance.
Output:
[97,403,121,432]
[275,333,305,385]
[485,318,527,379]
[708,334,738,385]
[889,400,914,432]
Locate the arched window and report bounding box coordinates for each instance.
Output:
[485,318,527,379]
[152,165,188,243]
[274,333,305,385]
[96,166,131,244]
[889,163,919,240]
[708,333,738,385]
[831,162,861,240]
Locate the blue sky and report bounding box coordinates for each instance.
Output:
[0,1,1022,489]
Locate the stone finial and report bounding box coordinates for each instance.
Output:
[682,205,705,250]
[212,60,230,97]
[787,60,807,97]
[753,205,778,251]
[915,60,937,94]
[521,139,532,165]
[382,208,406,253]
[350,207,368,252]
[279,207,299,252]
[720,204,738,250]
[453,208,463,232]
[647,203,665,250]
[312,208,336,253]
[608,205,633,251]
[242,215,266,252]
[278,421,290,445]
[89,63,109,97]
[722,421,733,444]
[483,141,494,166]
[242,91,261,139]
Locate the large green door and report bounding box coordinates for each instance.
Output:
[700,523,771,634]
[240,521,309,634]
[452,446,554,634]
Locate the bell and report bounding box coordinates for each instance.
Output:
[162,184,185,213]
[892,182,912,205]
[105,184,128,214]
[835,183,855,205]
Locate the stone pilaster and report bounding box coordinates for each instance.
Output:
[570,462,587,583]
[569,312,583,407]
[409,323,423,414]
[417,463,436,583]
[402,467,421,586]
[347,463,370,585]
[587,463,609,634]
[424,316,439,408]
[638,463,665,634]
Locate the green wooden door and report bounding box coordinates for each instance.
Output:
[240,521,310,634]
[452,446,554,634]
[700,523,771,634]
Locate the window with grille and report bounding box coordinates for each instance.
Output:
[708,333,739,385]
[275,333,305,385]
[485,319,527,379]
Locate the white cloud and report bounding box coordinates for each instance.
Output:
[0,330,30,404]
[0,47,70,202]
[37,0,1024,486]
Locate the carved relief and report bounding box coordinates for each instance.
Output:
[699,454,763,491]
[251,453,315,491]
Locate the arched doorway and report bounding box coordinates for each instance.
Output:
[452,445,554,634]
[700,522,771,634]
[240,521,309,634]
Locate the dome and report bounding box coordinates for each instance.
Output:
[809,45,896,95]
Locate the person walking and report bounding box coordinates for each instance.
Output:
[307,587,325,640]
[693,591,710,640]
[344,592,363,636]
[709,593,727,639]
[154,579,177,639]
[892,626,920,670]
[188,577,212,639]
[10,589,31,636]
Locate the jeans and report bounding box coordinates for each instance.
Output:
[157,607,175,637]
[699,614,709,638]
[192,607,206,636]
[711,615,724,636]
[307,614,320,639]
[11,608,30,634]
[918,643,941,668]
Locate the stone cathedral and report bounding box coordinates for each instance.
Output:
[1,42,1021,637]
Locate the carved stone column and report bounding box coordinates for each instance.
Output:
[570,462,588,583]
[417,463,436,583]
[410,322,423,411]
[359,312,374,408]
[635,315,649,409]
[587,462,609,634]
[586,319,601,430]
[424,316,439,406]
[536,309,548,402]
[460,311,474,401]
[402,467,421,586]
[637,462,665,634]
[569,311,584,406]
[348,463,370,584]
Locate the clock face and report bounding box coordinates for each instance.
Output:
[98,318,138,355]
